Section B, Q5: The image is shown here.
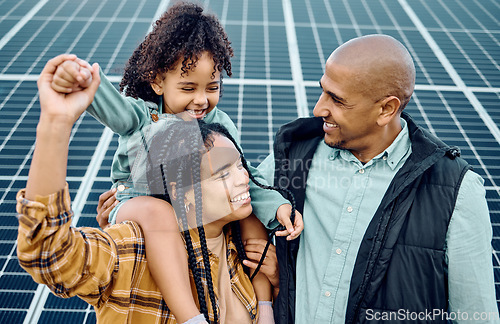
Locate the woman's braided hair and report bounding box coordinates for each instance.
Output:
[147,119,296,322]
[198,122,297,280]
[119,1,233,104]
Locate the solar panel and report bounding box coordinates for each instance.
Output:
[0,0,499,322]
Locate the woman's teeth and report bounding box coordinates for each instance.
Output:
[230,192,250,203]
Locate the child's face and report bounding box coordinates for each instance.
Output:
[152,51,221,119]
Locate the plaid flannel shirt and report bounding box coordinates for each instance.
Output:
[16,184,258,323]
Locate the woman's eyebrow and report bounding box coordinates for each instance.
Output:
[212,162,232,175]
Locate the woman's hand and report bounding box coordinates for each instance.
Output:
[38,54,100,126]
[96,188,117,228]
[243,238,279,289]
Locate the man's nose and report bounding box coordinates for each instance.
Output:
[312,93,329,118]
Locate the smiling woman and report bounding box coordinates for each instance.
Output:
[143,119,262,323]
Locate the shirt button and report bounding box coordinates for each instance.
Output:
[117,184,126,192]
[336,248,342,255]
[329,155,335,161]
[383,156,388,160]
[347,206,353,213]
[359,169,365,174]
[325,291,331,297]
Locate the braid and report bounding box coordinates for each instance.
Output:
[177,172,210,320]
[230,221,249,274]
[200,122,297,280]
[238,149,296,280]
[160,163,209,319]
[241,152,297,224]
[191,135,218,323]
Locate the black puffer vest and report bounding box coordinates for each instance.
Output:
[272,113,470,324]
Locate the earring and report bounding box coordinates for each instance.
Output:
[184,203,190,213]
[151,83,162,95]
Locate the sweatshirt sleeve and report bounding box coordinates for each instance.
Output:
[86,69,154,136]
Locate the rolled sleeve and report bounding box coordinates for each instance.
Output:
[16,185,118,304]
[86,70,151,136]
[256,153,276,186]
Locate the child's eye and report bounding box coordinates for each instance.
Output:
[182,88,194,91]
[208,86,219,91]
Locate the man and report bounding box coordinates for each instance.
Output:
[258,35,499,323]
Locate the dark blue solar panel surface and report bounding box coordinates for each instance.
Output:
[0,0,499,322]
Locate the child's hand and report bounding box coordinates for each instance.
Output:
[51,55,93,93]
[96,188,118,229]
[38,54,100,125]
[275,204,303,240]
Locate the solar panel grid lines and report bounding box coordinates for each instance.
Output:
[236,0,248,143]
[398,0,500,150]
[0,0,499,322]
[103,0,148,74]
[283,0,309,117]
[435,89,500,193]
[0,0,32,27]
[407,92,438,135]
[377,1,437,88]
[303,0,327,70]
[263,0,275,152]
[2,0,84,75]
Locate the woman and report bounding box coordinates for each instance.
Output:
[16,55,284,323]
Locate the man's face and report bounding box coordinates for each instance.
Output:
[312,58,382,157]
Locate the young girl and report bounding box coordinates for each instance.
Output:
[51,2,302,323]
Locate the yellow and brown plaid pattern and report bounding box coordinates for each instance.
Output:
[16,184,258,323]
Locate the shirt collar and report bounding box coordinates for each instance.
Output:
[379,118,410,170]
[328,118,411,170]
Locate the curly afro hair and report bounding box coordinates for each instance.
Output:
[119,1,234,104]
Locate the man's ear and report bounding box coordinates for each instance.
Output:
[151,75,164,95]
[169,181,177,200]
[377,95,401,127]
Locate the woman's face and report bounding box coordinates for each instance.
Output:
[184,134,252,227]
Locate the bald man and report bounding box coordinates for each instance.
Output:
[258,35,499,323]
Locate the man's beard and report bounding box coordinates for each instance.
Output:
[324,138,346,150]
